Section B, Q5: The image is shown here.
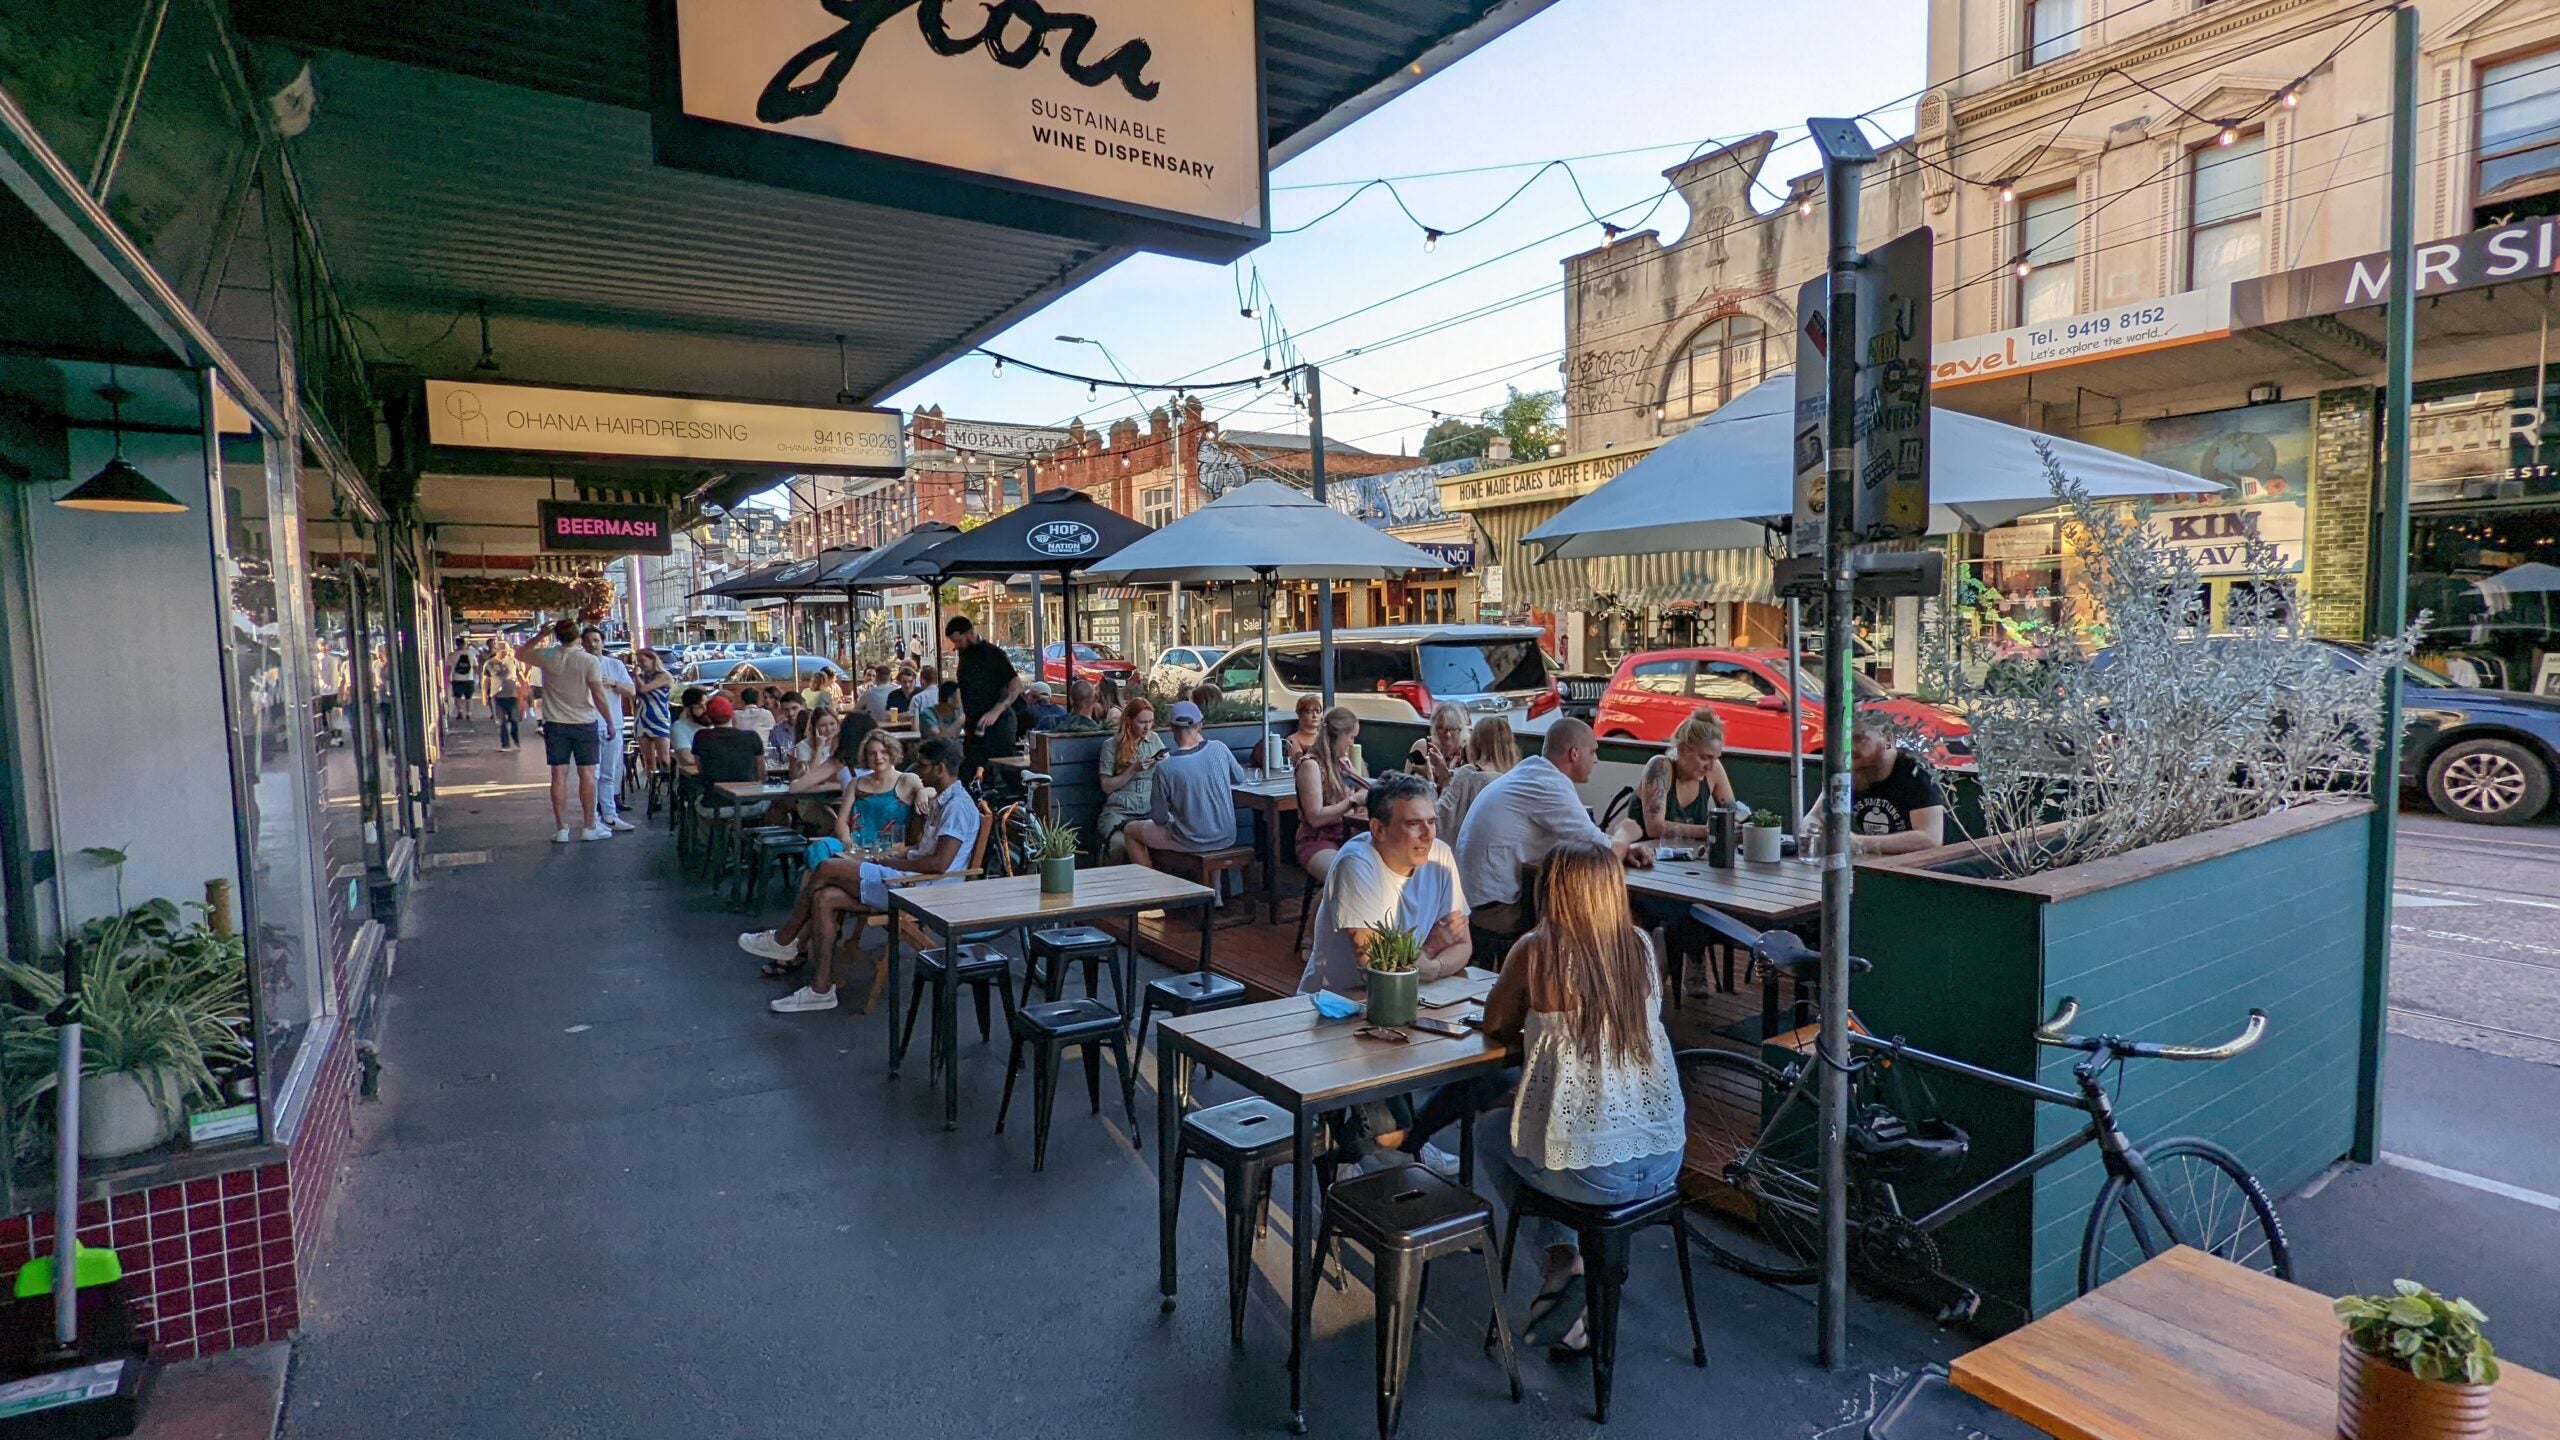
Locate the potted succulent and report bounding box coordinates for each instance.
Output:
[3,891,252,1162]
[1031,818,1081,895]
[1359,926,1422,1028]
[2335,1280,2498,1440]
[1742,807,1786,863]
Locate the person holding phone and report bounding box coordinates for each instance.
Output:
[1293,705,1370,883]
[1406,701,1470,789]
[1095,698,1164,861]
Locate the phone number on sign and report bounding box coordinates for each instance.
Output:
[2034,306,2171,344]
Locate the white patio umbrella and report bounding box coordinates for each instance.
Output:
[1084,478,1455,753]
[1522,372,2225,560]
[2474,561,2560,605]
[1522,371,2225,819]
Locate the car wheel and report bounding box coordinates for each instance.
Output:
[2424,738,2552,825]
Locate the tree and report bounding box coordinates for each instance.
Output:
[1421,415,1497,462]
[1494,386,1565,462]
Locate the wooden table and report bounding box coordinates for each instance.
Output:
[887,865,1215,1131]
[1232,773,1300,925]
[1626,854,1823,926]
[1155,995,1512,1435]
[1954,1246,2560,1440]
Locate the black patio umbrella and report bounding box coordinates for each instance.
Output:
[912,488,1154,674]
[695,546,870,656]
[823,522,964,675]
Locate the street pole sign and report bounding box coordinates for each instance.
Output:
[1791,226,1934,558]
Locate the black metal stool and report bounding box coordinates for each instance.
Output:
[1027,925,1125,1009]
[900,943,1015,1057]
[1290,872,1325,957]
[1497,1184,1706,1423]
[738,828,807,908]
[1127,971,1248,1121]
[995,996,1136,1172]
[1168,1097,1295,1347]
[1317,1163,1522,1438]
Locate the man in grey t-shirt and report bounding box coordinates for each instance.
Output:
[1125,701,1243,865]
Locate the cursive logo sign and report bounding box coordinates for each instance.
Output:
[1025,520,1101,557]
[759,0,1159,124]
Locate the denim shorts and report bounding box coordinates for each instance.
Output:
[542,721,601,768]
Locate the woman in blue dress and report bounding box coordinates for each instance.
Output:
[834,730,927,854]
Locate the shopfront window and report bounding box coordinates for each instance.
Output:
[2190,133,2266,293]
[2411,509,2560,693]
[2477,49,2560,216]
[2019,188,2079,324]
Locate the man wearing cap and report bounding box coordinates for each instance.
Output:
[1123,699,1245,870]
[1025,680,1069,730]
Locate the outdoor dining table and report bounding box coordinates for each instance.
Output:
[1231,772,1300,924]
[1952,1245,2560,1439]
[1154,995,1512,1435]
[885,865,1216,1131]
[1626,854,1824,1039]
[705,779,841,902]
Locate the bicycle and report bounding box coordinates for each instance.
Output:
[1677,909,2292,1318]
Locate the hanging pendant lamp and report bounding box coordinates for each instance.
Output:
[58,369,187,514]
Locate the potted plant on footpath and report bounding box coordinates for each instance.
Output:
[1031,818,1081,895]
[2,882,252,1162]
[1359,926,1421,1028]
[2335,1280,2498,1439]
[1742,807,1786,863]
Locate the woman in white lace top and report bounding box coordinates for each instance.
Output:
[1476,838,1685,1355]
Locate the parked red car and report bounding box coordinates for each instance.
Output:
[1040,641,1137,686]
[1592,647,1971,760]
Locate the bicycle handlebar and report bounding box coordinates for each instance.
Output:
[2031,995,2269,1062]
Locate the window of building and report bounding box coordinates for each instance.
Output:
[2477,49,2560,218]
[1662,316,1770,424]
[2018,187,2079,323]
[2027,0,2082,68]
[1141,484,1174,529]
[2189,132,2266,292]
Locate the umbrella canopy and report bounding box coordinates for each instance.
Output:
[911,488,1153,578]
[696,546,870,600]
[1524,373,2227,562]
[2475,561,2560,604]
[1082,479,1458,583]
[821,523,963,588]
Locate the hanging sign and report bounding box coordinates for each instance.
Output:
[426,380,905,473]
[539,500,675,555]
[656,0,1268,262]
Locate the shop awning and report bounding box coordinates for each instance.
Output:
[1472,498,1774,611]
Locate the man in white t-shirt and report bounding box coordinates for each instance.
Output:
[1299,771,1472,995]
[582,627,637,833]
[1455,718,1650,953]
[526,619,615,843]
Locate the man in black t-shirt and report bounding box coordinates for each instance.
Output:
[946,615,1023,782]
[1800,718,1947,857]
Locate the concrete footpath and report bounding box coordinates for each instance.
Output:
[280,735,1961,1438]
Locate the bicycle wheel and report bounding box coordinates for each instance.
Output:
[2079,1137,2292,1295]
[1675,1048,1822,1284]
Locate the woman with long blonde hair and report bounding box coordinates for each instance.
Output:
[1096,697,1164,862]
[1433,715,1518,837]
[1292,705,1369,880]
[1478,838,1684,1355]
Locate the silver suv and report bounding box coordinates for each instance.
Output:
[1207,625,1562,731]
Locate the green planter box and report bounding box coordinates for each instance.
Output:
[1847,798,2377,1329]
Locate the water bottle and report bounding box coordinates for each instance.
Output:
[1707,805,1735,869]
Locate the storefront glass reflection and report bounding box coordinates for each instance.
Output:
[2410,370,2560,694]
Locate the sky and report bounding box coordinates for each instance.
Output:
[879,0,1932,459]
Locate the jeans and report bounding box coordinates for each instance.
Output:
[1473,1109,1681,1248]
[493,697,520,748]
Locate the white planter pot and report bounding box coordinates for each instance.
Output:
[79,1069,183,1161]
[1743,826,1785,864]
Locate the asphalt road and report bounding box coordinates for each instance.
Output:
[2389,809,2560,1068]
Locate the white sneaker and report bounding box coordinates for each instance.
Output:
[554,828,574,844]
[770,985,838,1013]
[1416,1143,1462,1179]
[738,930,798,963]
[580,824,612,841]
[607,817,636,832]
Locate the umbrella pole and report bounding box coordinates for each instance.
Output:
[1787,597,1806,825]
[1031,574,1046,684]
[1259,571,1273,769]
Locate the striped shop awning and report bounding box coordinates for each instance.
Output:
[1475,500,1773,610]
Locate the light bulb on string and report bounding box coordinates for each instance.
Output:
[1997,183,2015,204]
[2015,257,2033,279]
[2281,89,2298,109]
[992,356,1004,378]
[1798,197,1813,217]
[2218,127,2239,146]
[1088,380,1099,399]
[1422,229,1441,253]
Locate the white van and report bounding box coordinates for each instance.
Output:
[1205,625,1562,732]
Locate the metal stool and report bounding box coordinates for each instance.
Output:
[995,996,1136,1172]
[900,943,1015,1059]
[1170,1097,1295,1347]
[1027,925,1124,1008]
[1318,1163,1522,1438]
[1127,971,1248,1122]
[1497,1183,1706,1423]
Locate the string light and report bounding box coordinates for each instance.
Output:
[1423,228,1441,252]
[1088,380,1099,398]
[2217,126,2239,146]
[1997,182,2015,204]
[1240,305,1258,319]
[1797,197,1813,216]
[2014,257,2033,279]
[992,357,1004,378]
[2280,89,2298,109]
[1600,222,1623,243]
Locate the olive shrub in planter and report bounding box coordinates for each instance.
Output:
[1840,449,2419,1326]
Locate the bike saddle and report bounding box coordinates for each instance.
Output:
[1850,1106,1971,1179]
[1756,932,1871,982]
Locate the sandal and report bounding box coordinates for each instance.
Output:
[1547,1317,1592,1363]
[759,956,807,979]
[1521,1271,1586,1348]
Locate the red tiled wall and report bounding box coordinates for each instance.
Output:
[0,1023,357,1362]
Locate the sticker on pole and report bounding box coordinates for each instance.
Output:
[1791,226,1934,555]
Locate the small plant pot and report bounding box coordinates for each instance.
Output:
[1363,966,1419,1028]
[80,1069,183,1161]
[1038,855,1076,895]
[2338,1336,2493,1440]
[1743,825,1785,863]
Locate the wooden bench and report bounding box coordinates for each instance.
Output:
[1151,845,1257,931]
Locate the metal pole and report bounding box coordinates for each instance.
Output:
[2357,5,2418,1165]
[50,944,82,1347]
[1810,117,1875,1371]
[1786,594,1806,824]
[1307,365,1336,705]
[1031,573,1046,684]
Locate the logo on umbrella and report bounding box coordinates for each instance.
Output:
[776,562,818,582]
[1026,521,1101,558]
